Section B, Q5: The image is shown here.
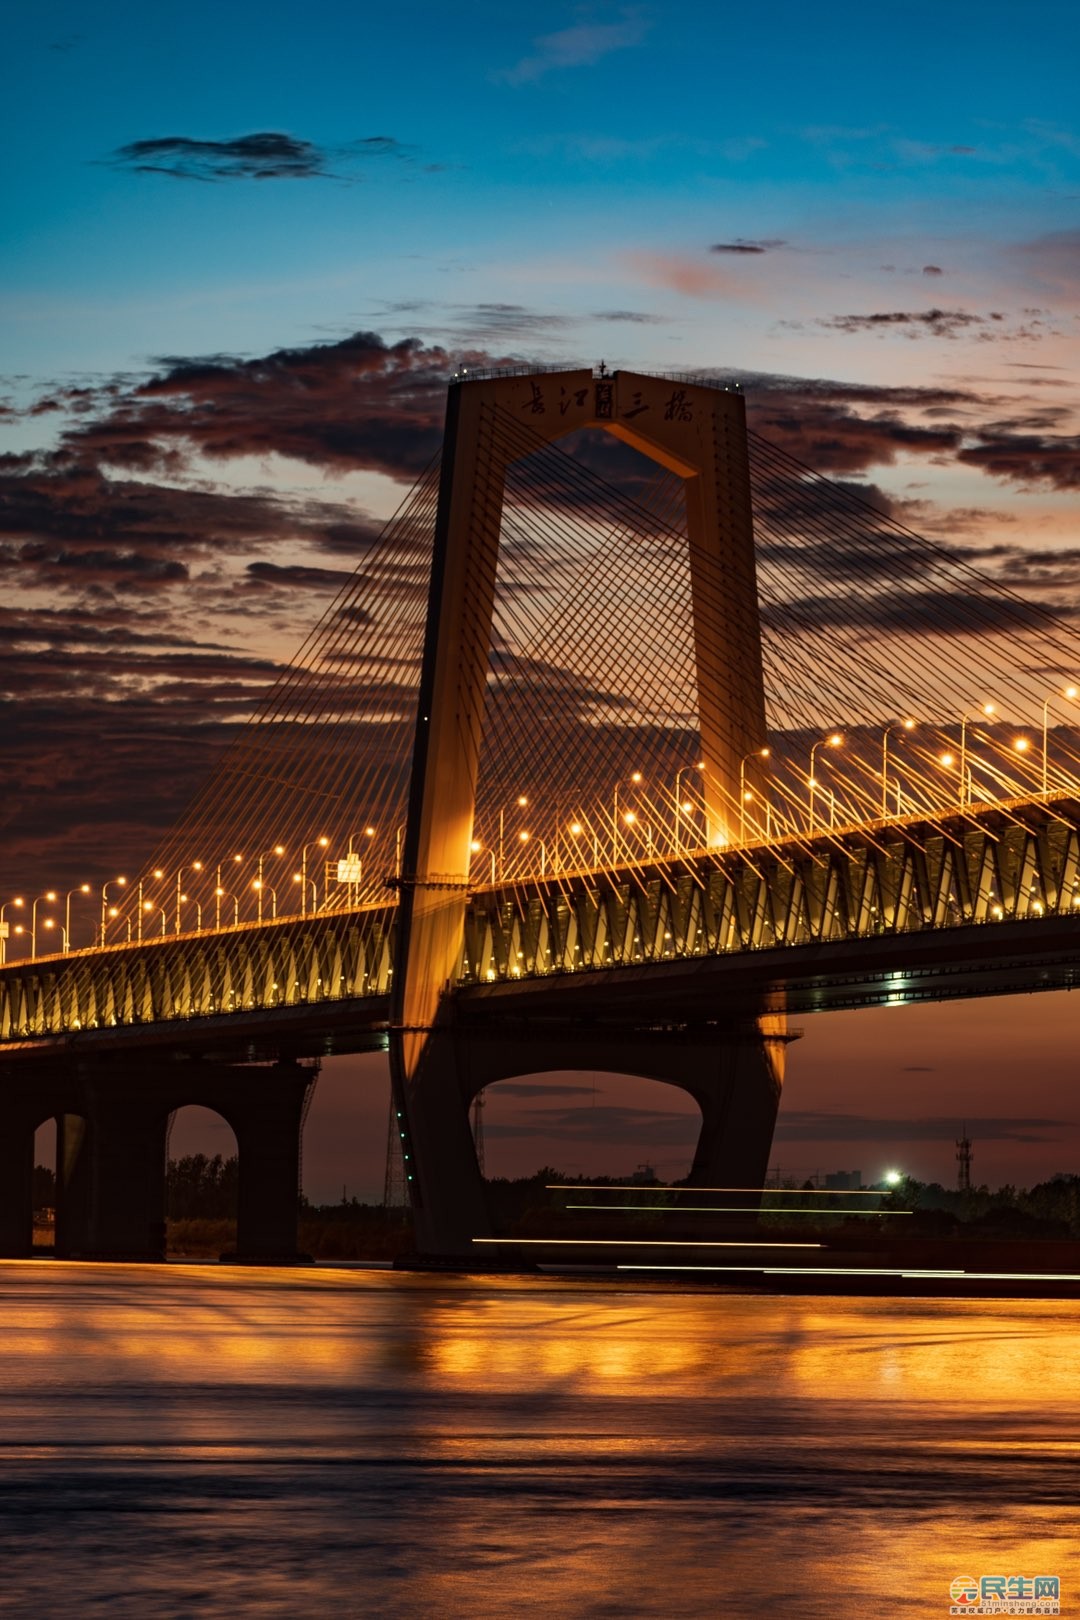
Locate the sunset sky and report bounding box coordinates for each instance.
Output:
[4,2,1080,1199]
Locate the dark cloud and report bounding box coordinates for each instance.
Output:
[957,431,1080,491]
[484,1103,698,1147]
[710,239,785,254]
[592,310,667,324]
[56,332,452,480]
[245,561,357,592]
[776,1112,1072,1143]
[0,460,383,596]
[819,308,991,338]
[494,1082,600,1098]
[922,264,944,275]
[741,375,966,474]
[105,131,411,183]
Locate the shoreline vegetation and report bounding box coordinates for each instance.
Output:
[27,1158,1080,1267]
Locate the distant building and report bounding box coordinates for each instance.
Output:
[825,1170,862,1191]
[629,1163,660,1185]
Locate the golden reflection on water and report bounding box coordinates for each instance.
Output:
[5,1262,1080,1409]
[2,1262,1080,1617]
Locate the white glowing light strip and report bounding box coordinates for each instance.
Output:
[470,1238,823,1249]
[564,1203,909,1216]
[546,1185,887,1196]
[616,1265,1080,1280]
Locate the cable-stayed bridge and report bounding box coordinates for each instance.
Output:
[3,366,1080,1262]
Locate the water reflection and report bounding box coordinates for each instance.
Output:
[0,1262,1077,1616]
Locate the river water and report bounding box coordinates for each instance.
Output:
[0,1262,1076,1618]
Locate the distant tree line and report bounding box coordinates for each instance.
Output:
[167,1154,238,1220]
[882,1173,1080,1238]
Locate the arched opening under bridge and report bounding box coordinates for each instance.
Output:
[166,1105,240,1259]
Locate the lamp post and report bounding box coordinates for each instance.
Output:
[938,752,972,807]
[881,720,916,817]
[738,748,770,840]
[252,881,278,921]
[1041,685,1079,795]
[214,856,244,929]
[518,830,547,878]
[0,897,24,965]
[293,871,318,912]
[1012,735,1033,791]
[174,863,203,934]
[144,905,168,937]
[470,840,496,886]
[244,846,286,923]
[134,869,165,943]
[299,838,330,917]
[612,773,643,865]
[30,891,57,958]
[959,704,995,808]
[673,761,705,853]
[62,884,91,953]
[100,877,127,946]
[498,797,528,881]
[41,919,67,954]
[808,735,843,832]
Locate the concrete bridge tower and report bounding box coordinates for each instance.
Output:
[390,368,786,1258]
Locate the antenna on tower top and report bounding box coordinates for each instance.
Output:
[956,1123,973,1193]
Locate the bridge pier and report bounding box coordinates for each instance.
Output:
[393,1024,492,1260]
[395,1015,792,1261]
[229,1065,315,1263]
[0,1106,36,1257]
[681,1016,789,1190]
[0,1056,317,1265]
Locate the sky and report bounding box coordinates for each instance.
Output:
[4,1,1080,1199]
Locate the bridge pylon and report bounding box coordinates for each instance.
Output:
[391,368,776,1257]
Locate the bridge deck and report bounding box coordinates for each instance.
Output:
[2,791,1079,1058]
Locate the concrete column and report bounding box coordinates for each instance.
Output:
[61,1097,167,1261]
[396,1030,490,1259]
[683,1021,788,1191]
[0,1111,35,1257]
[55,1112,95,1257]
[231,1065,314,1263]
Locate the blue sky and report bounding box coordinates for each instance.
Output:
[4,3,1080,1196]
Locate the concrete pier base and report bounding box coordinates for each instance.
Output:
[392,1016,792,1260]
[0,1057,318,1264]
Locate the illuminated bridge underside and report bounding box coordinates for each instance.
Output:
[4,795,1080,1054]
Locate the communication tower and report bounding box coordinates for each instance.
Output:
[955,1124,973,1193]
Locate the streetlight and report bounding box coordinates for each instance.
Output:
[174,862,203,934]
[612,775,644,864]
[498,797,529,881]
[62,884,91,952]
[881,720,915,817]
[299,837,330,917]
[100,877,127,946]
[738,747,770,840]
[1041,685,1079,794]
[938,752,972,807]
[41,918,67,954]
[470,839,496,885]
[134,869,165,942]
[959,705,995,808]
[30,891,57,958]
[808,735,843,832]
[214,857,243,929]
[673,761,705,853]
[144,905,168,937]
[0,897,24,965]
[243,847,286,922]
